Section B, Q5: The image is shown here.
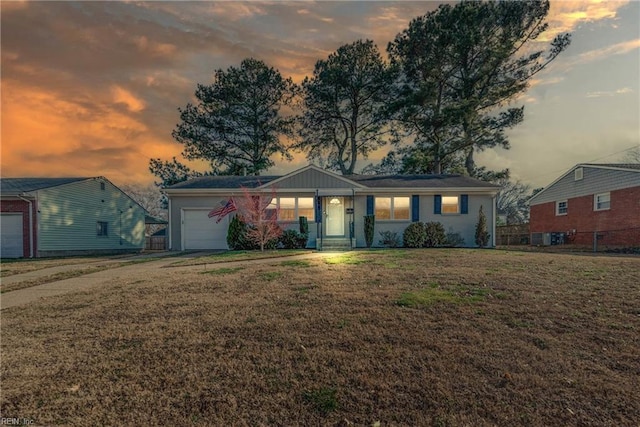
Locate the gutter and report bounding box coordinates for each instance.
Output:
[492,194,497,248]
[17,194,34,258]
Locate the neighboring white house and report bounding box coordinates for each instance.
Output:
[164,165,500,251]
[1,177,148,258]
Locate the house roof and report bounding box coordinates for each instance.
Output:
[0,177,90,194]
[580,163,640,171]
[167,175,280,189]
[529,163,640,205]
[349,174,499,188]
[166,166,500,191]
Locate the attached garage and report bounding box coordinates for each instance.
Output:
[182,209,229,250]
[1,213,24,258]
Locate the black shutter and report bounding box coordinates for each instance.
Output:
[461,194,469,214]
[434,195,442,214]
[411,195,419,222]
[366,195,374,215]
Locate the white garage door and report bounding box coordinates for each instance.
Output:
[1,213,24,258]
[182,209,229,250]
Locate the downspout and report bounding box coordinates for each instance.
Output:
[492,194,497,248]
[168,196,172,251]
[351,188,355,249]
[315,189,321,251]
[17,194,34,258]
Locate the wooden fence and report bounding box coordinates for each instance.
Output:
[145,236,167,251]
[496,224,530,246]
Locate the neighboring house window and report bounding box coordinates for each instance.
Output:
[442,196,459,214]
[269,197,315,221]
[594,192,610,211]
[556,200,568,215]
[375,197,410,220]
[100,182,106,191]
[97,221,108,236]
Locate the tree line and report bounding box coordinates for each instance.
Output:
[149,1,571,223]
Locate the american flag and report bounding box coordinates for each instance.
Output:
[208,198,236,223]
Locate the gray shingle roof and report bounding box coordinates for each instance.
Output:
[349,174,500,188]
[581,163,640,171]
[167,175,280,189]
[167,172,499,189]
[0,177,90,194]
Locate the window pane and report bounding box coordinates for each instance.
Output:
[375,197,391,220]
[298,198,315,222]
[394,197,410,220]
[596,193,610,210]
[442,196,459,214]
[279,197,296,221]
[557,201,567,215]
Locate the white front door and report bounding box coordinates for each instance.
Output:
[326,197,344,236]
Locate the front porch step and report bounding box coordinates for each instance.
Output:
[319,238,352,251]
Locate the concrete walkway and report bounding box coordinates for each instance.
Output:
[0,251,331,310]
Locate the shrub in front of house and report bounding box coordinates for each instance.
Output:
[364,215,375,248]
[445,228,466,247]
[227,215,252,250]
[379,230,401,248]
[424,221,447,247]
[403,222,426,248]
[280,229,308,249]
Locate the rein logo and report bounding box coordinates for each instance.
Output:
[0,419,34,426]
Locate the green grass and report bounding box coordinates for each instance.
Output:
[303,387,338,415]
[260,271,283,281]
[397,285,488,308]
[280,260,312,267]
[323,253,370,265]
[202,267,243,275]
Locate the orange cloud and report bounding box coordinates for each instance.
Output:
[1,79,178,185]
[541,0,630,41]
[111,85,146,113]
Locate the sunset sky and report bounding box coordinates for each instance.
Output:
[2,1,638,189]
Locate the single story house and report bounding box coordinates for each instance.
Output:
[1,177,149,258]
[164,165,500,250]
[529,163,640,248]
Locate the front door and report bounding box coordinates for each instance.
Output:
[326,197,344,236]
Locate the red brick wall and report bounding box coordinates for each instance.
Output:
[1,199,37,257]
[530,186,640,247]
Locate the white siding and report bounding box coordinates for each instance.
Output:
[37,179,145,252]
[531,167,640,206]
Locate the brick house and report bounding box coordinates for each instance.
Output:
[529,164,640,249]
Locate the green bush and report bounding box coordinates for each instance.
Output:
[424,221,447,247]
[379,231,401,248]
[280,229,308,249]
[299,216,309,235]
[446,228,466,247]
[364,215,375,248]
[475,206,490,248]
[403,222,426,248]
[227,215,251,250]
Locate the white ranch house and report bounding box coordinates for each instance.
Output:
[164,165,500,251]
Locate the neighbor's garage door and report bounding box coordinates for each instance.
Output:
[182,209,229,250]
[1,213,24,258]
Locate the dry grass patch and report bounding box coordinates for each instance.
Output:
[171,249,311,267]
[0,256,121,277]
[1,249,639,425]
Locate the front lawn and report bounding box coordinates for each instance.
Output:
[1,249,638,425]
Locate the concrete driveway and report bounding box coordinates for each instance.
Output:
[0,251,331,310]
